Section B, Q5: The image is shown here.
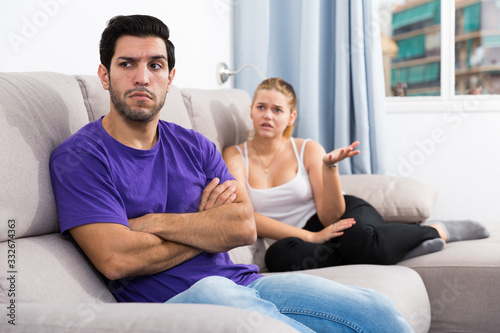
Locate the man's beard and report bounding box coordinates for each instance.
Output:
[109,83,167,123]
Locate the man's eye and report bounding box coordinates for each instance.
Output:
[150,63,163,70]
[119,62,132,67]
[275,108,282,113]
[257,106,264,110]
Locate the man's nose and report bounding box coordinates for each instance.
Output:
[134,65,150,86]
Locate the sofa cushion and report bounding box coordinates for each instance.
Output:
[399,220,500,333]
[181,88,252,152]
[0,72,90,240]
[74,75,193,129]
[340,174,437,223]
[0,233,116,304]
[74,74,110,122]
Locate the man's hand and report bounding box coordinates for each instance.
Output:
[132,178,255,254]
[198,178,237,212]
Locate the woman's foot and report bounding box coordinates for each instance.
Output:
[429,223,448,242]
[402,238,445,261]
[427,220,490,243]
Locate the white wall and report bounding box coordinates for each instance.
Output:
[0,0,232,89]
[386,111,500,222]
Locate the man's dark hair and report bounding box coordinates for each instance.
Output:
[99,15,175,73]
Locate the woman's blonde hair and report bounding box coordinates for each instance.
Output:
[252,77,297,138]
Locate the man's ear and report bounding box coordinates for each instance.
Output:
[166,67,176,93]
[97,64,110,90]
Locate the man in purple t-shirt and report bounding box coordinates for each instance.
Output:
[49,15,413,333]
[50,14,261,303]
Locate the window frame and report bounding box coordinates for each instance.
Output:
[385,0,500,114]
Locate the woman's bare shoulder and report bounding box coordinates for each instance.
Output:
[292,137,324,153]
[222,142,245,159]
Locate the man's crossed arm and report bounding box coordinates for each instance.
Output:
[69,178,256,280]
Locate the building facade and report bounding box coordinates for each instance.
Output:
[384,0,500,96]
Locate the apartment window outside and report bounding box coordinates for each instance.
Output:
[379,0,500,98]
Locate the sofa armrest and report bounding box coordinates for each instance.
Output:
[340,174,437,223]
[7,303,298,333]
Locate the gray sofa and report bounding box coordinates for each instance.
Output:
[0,71,498,333]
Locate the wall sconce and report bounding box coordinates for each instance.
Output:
[216,62,267,85]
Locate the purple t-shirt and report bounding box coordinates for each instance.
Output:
[49,118,261,302]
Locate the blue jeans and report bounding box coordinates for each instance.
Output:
[166,274,414,332]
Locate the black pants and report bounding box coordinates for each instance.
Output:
[265,195,440,272]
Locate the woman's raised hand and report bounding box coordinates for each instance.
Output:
[323,141,360,166]
[307,218,356,244]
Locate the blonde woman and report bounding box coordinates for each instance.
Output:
[223,78,489,272]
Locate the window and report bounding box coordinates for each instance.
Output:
[380,0,442,97]
[455,1,500,95]
[379,0,500,112]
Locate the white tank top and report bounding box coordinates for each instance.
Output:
[235,138,317,229]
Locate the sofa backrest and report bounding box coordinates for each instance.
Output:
[0,72,90,241]
[181,88,252,152]
[0,72,118,304]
